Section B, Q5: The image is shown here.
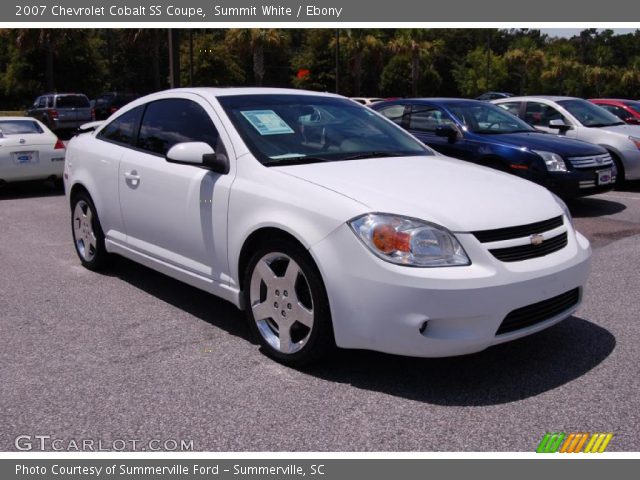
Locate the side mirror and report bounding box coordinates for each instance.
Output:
[166,142,229,175]
[548,119,572,131]
[435,125,458,142]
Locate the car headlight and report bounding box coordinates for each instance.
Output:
[551,193,574,228]
[629,136,640,150]
[348,213,471,267]
[533,150,568,172]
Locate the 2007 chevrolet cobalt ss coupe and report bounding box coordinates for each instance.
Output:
[64,88,591,366]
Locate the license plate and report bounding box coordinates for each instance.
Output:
[597,169,612,185]
[12,151,38,164]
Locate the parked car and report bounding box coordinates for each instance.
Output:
[350,97,384,106]
[372,98,615,198]
[93,92,139,120]
[65,88,591,365]
[26,93,93,134]
[0,117,65,185]
[476,92,514,101]
[492,96,640,185]
[590,99,640,125]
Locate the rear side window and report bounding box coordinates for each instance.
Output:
[497,102,521,116]
[0,120,44,134]
[36,97,47,108]
[408,106,455,132]
[377,105,406,125]
[56,95,90,108]
[98,106,143,146]
[524,102,566,127]
[600,104,632,122]
[137,98,220,156]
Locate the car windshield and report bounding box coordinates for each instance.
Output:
[557,99,625,127]
[624,101,640,115]
[218,94,432,166]
[444,102,535,134]
[0,120,43,134]
[56,95,90,108]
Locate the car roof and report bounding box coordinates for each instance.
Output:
[378,98,488,105]
[0,116,40,121]
[151,87,343,99]
[590,98,636,103]
[494,95,577,102]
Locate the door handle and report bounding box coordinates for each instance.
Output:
[123,170,140,187]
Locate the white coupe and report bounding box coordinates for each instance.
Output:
[64,88,591,365]
[0,117,66,186]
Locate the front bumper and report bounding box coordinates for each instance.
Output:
[310,223,591,357]
[619,148,640,180]
[539,167,616,198]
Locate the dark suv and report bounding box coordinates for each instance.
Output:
[93,92,139,120]
[373,98,616,198]
[26,93,93,134]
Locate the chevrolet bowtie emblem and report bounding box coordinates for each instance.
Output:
[530,234,545,246]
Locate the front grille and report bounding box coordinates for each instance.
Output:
[567,153,613,169]
[472,216,563,243]
[489,232,568,262]
[496,288,580,335]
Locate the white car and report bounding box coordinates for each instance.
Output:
[0,117,66,185]
[493,96,640,184]
[64,88,591,365]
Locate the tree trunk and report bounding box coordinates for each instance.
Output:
[152,30,161,91]
[254,44,264,86]
[44,32,54,91]
[353,52,362,96]
[411,50,420,97]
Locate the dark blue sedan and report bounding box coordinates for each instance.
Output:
[372,98,616,198]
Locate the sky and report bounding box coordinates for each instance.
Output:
[539,28,638,38]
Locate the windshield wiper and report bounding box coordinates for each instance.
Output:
[342,151,412,160]
[265,156,333,167]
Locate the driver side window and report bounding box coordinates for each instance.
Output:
[408,106,454,133]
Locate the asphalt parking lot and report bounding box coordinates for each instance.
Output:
[1,182,639,451]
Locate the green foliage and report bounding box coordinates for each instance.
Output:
[2,28,640,110]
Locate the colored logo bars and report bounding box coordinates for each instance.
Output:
[536,433,613,453]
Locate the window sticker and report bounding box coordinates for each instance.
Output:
[240,110,295,135]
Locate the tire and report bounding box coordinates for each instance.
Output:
[71,192,110,271]
[609,151,625,189]
[243,237,334,366]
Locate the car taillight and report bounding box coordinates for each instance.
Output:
[49,109,59,120]
[91,108,96,121]
[54,138,65,150]
[110,106,118,114]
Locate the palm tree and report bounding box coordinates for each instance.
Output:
[388,31,442,97]
[225,29,287,86]
[330,30,382,96]
[15,29,67,91]
[504,38,545,94]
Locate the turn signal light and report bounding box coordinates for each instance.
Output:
[372,224,411,253]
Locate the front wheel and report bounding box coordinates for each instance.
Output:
[71,193,109,271]
[243,239,334,366]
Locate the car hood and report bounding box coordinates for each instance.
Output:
[478,131,605,156]
[592,123,640,136]
[274,155,563,232]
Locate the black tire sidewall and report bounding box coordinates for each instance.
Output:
[243,238,334,366]
[71,193,108,271]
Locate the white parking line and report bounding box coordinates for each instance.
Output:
[600,194,640,201]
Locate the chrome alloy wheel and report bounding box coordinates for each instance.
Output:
[73,200,97,262]
[249,252,315,354]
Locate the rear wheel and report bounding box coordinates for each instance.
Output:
[243,238,334,366]
[71,193,109,271]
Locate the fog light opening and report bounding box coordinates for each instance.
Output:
[419,321,429,334]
